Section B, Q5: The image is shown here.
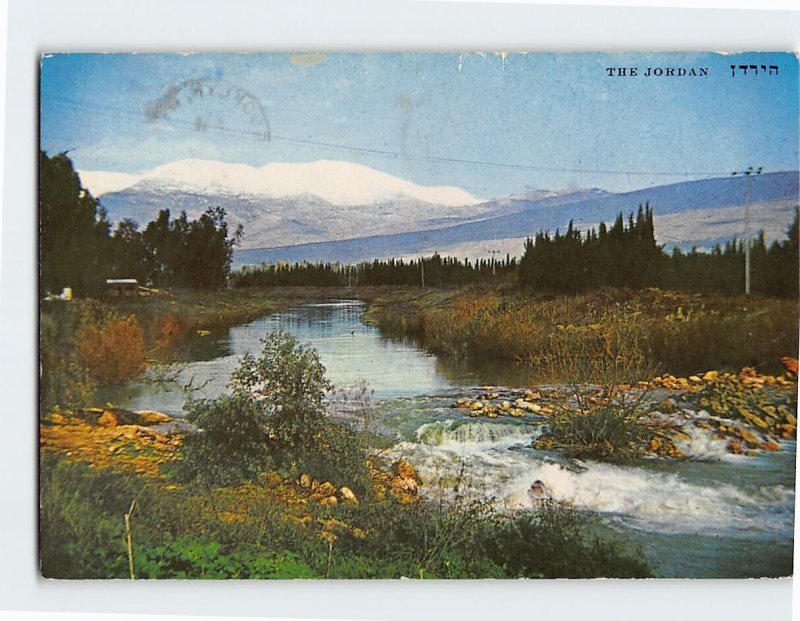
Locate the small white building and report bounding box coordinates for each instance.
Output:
[106,278,139,297]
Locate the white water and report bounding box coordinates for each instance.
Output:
[386,419,795,538]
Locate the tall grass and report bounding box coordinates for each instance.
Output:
[368,288,799,381]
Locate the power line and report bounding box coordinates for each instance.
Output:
[43,94,733,179]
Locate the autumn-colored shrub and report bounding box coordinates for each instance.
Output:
[77,315,146,384]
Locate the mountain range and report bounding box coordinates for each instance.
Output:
[79,159,799,267]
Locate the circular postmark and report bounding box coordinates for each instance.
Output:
[144,77,271,141]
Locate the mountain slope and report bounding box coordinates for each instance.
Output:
[233,172,799,265]
[81,159,495,247]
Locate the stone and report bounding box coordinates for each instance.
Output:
[702,370,719,382]
[737,427,760,447]
[338,486,358,504]
[320,495,338,506]
[318,481,336,496]
[761,440,780,452]
[299,473,312,489]
[393,460,419,481]
[98,410,118,427]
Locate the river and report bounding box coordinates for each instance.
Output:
[101,299,796,578]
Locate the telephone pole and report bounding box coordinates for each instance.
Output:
[487,248,501,276]
[732,167,762,296]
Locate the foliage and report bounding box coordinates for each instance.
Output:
[39,303,97,416]
[39,150,112,297]
[136,538,316,579]
[141,207,242,288]
[39,455,141,578]
[663,208,799,298]
[233,253,517,289]
[40,150,241,295]
[77,315,147,384]
[368,287,798,380]
[543,402,651,462]
[179,332,370,492]
[479,505,652,578]
[519,205,663,294]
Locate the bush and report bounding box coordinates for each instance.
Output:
[39,304,97,416]
[480,505,653,578]
[77,315,146,384]
[136,538,317,579]
[179,331,370,491]
[543,402,650,462]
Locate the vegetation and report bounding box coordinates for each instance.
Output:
[541,403,651,462]
[519,205,662,293]
[178,332,371,493]
[364,287,798,380]
[234,253,517,288]
[40,150,241,297]
[40,333,655,580]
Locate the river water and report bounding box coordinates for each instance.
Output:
[103,300,796,578]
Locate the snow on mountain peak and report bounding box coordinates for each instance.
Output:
[79,159,482,207]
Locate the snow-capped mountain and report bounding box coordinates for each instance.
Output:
[80,159,481,207]
[80,159,493,248]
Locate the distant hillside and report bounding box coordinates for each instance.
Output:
[234,172,799,266]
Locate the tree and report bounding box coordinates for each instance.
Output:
[179,332,369,490]
[39,150,112,296]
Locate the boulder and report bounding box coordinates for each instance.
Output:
[98,410,118,427]
[320,495,338,506]
[299,473,312,489]
[737,427,761,447]
[318,481,336,497]
[761,440,781,452]
[390,460,423,503]
[338,486,359,505]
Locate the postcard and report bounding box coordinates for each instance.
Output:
[38,51,798,580]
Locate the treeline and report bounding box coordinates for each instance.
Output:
[519,204,662,293]
[233,254,517,288]
[519,203,799,298]
[40,150,240,296]
[662,224,799,298]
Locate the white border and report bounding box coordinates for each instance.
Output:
[2,1,798,620]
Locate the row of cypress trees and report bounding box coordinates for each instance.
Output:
[518,203,799,298]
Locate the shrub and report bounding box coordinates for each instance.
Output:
[480,505,653,578]
[179,331,370,491]
[77,315,146,384]
[39,305,97,416]
[136,538,317,579]
[543,402,651,462]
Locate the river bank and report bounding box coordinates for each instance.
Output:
[361,286,799,380]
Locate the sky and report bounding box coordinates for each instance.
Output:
[40,52,799,199]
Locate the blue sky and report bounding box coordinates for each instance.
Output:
[40,52,798,198]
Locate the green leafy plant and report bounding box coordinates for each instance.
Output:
[178,331,370,491]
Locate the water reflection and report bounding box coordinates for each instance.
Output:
[101,300,466,414]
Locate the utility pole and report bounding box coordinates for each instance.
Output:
[487,248,501,276]
[732,166,763,295]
